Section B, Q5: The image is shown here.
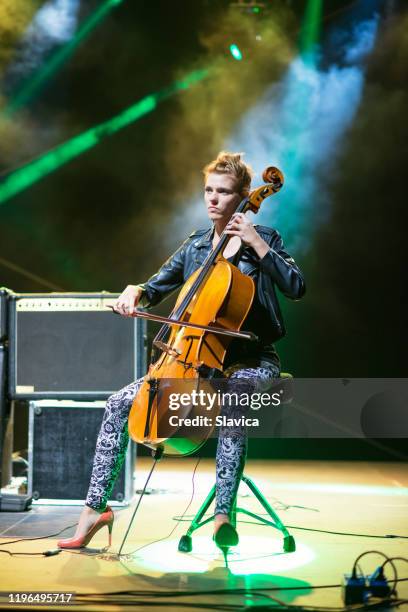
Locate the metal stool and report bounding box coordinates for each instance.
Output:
[178,373,296,555]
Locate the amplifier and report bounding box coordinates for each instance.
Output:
[28,400,135,504]
[0,289,9,340]
[8,293,147,399]
[0,344,12,488]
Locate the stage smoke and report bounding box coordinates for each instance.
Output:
[150,5,296,251]
[159,6,381,256]
[0,1,80,171]
[226,16,379,254]
[0,1,40,73]
[3,0,80,85]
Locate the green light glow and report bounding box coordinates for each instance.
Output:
[264,0,323,232]
[0,69,208,205]
[299,0,323,65]
[230,44,243,61]
[121,535,315,575]
[4,0,124,116]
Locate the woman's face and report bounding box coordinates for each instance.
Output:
[204,172,242,223]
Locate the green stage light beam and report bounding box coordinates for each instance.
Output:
[278,0,323,183]
[4,0,124,117]
[299,0,323,65]
[272,0,322,189]
[0,68,209,205]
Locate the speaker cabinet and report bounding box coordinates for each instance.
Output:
[28,400,135,504]
[0,344,12,488]
[0,289,8,341]
[8,293,147,399]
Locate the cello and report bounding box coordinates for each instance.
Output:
[126,166,284,456]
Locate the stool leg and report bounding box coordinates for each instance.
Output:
[179,474,296,556]
[240,475,296,552]
[178,485,216,553]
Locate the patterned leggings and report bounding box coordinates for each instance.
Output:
[86,363,280,516]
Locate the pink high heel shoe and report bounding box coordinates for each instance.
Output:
[57,506,114,549]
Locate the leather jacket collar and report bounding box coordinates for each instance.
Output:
[192,227,213,249]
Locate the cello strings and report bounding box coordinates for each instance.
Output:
[152,195,250,350]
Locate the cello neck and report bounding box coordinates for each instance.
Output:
[151,196,250,352]
[173,196,249,318]
[208,196,249,264]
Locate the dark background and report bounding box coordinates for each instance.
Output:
[1,0,407,461]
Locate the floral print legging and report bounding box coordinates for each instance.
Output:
[86,363,280,515]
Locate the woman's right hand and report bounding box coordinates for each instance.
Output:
[114,285,144,317]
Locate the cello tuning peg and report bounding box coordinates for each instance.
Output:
[262,166,284,190]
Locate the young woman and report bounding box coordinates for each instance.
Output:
[58,151,305,551]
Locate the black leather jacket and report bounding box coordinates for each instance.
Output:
[139,225,305,368]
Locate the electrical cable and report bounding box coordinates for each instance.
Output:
[352,550,398,586]
[173,513,407,540]
[280,525,407,540]
[382,556,408,567]
[69,552,408,607]
[380,556,408,596]
[120,455,202,558]
[173,492,406,539]
[2,490,404,557]
[64,590,408,612]
[68,588,408,610]
[0,553,405,608]
[0,549,45,556]
[0,522,78,547]
[72,579,408,598]
[0,456,202,558]
[350,550,399,599]
[73,601,262,611]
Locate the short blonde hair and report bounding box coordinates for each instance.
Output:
[203,151,253,195]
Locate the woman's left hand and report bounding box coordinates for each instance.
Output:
[224,213,270,258]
